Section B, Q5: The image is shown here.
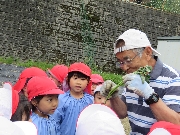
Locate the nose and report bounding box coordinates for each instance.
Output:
[52,99,58,107]
[120,64,129,72]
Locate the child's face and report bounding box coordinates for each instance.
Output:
[94,92,111,108]
[49,75,62,89]
[69,75,89,93]
[91,82,102,95]
[33,94,59,116]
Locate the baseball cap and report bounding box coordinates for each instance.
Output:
[148,121,180,135]
[76,104,126,135]
[13,121,37,135]
[13,67,47,92]
[0,116,25,135]
[48,65,68,83]
[91,74,104,84]
[12,87,19,115]
[114,29,161,55]
[68,62,91,77]
[27,76,64,101]
[93,84,102,95]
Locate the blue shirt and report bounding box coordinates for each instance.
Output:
[122,57,180,135]
[31,112,58,135]
[52,90,94,135]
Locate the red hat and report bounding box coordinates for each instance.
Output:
[68,62,91,77]
[27,76,64,101]
[48,65,68,83]
[13,67,47,92]
[91,74,104,83]
[148,121,180,135]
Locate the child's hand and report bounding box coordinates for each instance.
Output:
[100,80,124,99]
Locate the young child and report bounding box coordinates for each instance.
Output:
[27,76,64,135]
[53,62,94,135]
[11,92,31,121]
[13,67,47,97]
[47,64,68,89]
[90,74,104,95]
[94,85,111,108]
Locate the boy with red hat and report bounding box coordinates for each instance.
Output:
[52,62,94,135]
[13,67,47,97]
[27,76,64,135]
[47,64,68,89]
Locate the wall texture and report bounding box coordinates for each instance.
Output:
[0,0,180,72]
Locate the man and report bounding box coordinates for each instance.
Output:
[100,29,180,135]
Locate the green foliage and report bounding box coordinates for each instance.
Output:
[145,0,180,14]
[0,56,122,84]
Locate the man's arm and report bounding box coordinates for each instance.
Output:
[150,98,180,125]
[110,96,127,119]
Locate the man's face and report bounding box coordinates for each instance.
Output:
[115,44,150,74]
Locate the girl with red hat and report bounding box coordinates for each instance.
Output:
[27,76,64,135]
[52,62,94,135]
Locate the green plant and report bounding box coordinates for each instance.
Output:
[106,65,152,101]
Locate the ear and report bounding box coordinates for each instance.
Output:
[31,99,38,107]
[144,47,153,61]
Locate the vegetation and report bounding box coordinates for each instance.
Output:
[0,56,122,84]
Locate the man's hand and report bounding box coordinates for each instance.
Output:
[123,73,154,99]
[100,80,124,99]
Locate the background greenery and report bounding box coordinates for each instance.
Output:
[0,56,123,84]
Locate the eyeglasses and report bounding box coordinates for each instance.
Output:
[116,53,139,68]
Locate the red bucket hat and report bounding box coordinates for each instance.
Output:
[13,67,47,92]
[12,88,19,115]
[68,62,91,77]
[27,76,64,101]
[48,65,68,83]
[148,121,180,135]
[91,74,104,84]
[68,62,92,94]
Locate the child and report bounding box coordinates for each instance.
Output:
[11,92,31,121]
[53,62,94,135]
[27,76,64,135]
[47,64,68,89]
[13,67,47,96]
[94,85,111,108]
[90,74,104,95]
[76,104,126,135]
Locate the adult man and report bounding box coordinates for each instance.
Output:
[100,29,180,135]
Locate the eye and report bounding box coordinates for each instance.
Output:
[47,98,52,102]
[81,78,86,80]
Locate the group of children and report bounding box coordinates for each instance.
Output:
[0,62,112,135]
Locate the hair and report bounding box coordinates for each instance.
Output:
[94,91,100,98]
[11,92,31,121]
[67,71,90,86]
[31,95,45,112]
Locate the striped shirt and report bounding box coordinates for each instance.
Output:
[122,57,180,135]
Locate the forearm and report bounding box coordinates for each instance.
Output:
[150,98,180,124]
[110,97,127,119]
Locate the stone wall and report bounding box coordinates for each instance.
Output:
[0,0,180,73]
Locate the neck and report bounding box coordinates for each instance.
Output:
[34,109,48,119]
[148,57,156,69]
[70,90,83,99]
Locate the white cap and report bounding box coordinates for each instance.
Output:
[149,128,171,135]
[114,29,160,55]
[0,83,12,119]
[76,104,126,135]
[93,85,102,95]
[0,116,25,135]
[13,121,37,135]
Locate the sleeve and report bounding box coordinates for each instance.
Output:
[161,77,180,113]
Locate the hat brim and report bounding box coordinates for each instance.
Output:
[91,78,104,84]
[40,88,64,95]
[77,104,117,126]
[47,69,60,82]
[13,78,26,92]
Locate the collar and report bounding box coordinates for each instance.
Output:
[150,56,163,79]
